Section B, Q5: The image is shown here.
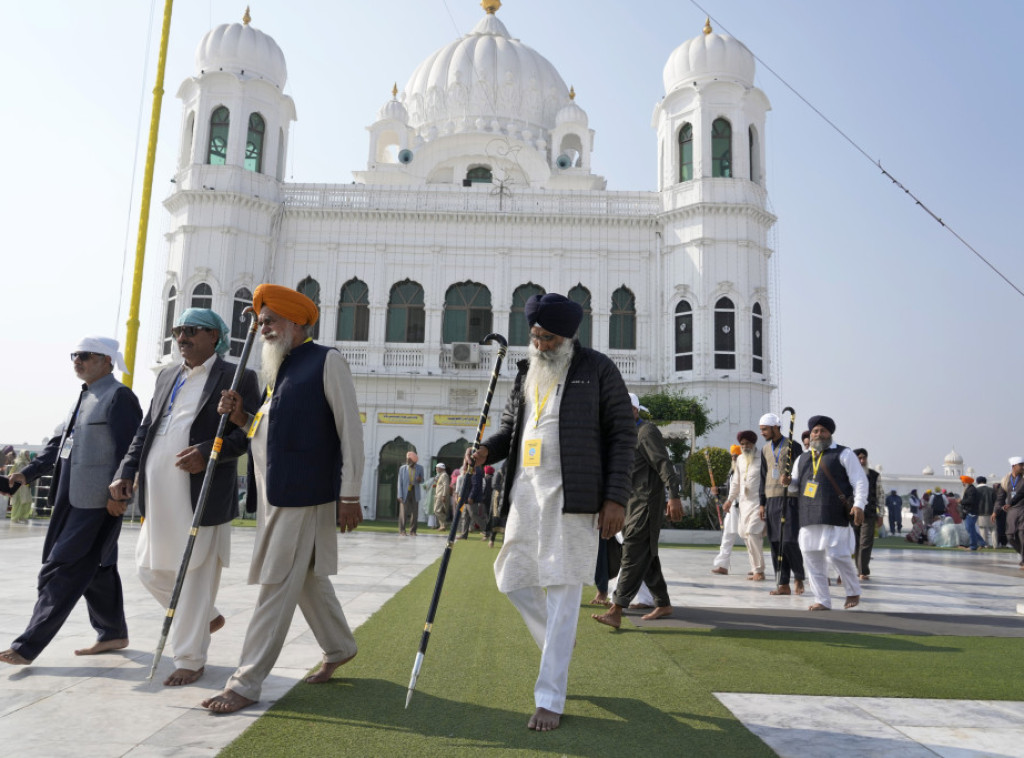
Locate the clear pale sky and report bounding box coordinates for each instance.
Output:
[1,0,1019,479]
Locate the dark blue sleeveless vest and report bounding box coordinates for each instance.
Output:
[797,445,853,528]
[265,341,342,508]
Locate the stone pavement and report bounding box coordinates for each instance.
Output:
[0,522,1021,757]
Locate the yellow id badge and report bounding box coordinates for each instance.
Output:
[247,411,264,439]
[523,439,542,467]
[803,481,819,498]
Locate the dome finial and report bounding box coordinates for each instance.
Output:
[703,16,712,35]
[569,85,576,101]
[482,0,501,14]
[391,82,398,99]
[243,6,251,25]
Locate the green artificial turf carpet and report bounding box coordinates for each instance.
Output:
[220,541,1020,757]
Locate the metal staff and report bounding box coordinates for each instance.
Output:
[773,406,797,590]
[147,308,259,680]
[704,449,723,529]
[405,332,508,708]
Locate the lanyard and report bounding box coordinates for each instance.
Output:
[770,438,784,467]
[1012,475,1021,492]
[533,383,554,428]
[810,449,824,480]
[164,369,189,418]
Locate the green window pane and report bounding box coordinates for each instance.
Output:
[208,107,229,165]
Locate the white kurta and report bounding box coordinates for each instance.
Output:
[726,454,764,539]
[494,372,599,593]
[136,354,230,572]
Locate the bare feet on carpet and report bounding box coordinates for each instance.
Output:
[75,638,128,656]
[591,606,622,629]
[589,594,610,606]
[770,585,791,595]
[808,603,830,611]
[528,707,561,731]
[201,689,256,714]
[844,595,861,609]
[306,652,357,683]
[795,580,805,595]
[165,667,204,686]
[0,649,31,665]
[641,606,673,621]
[209,615,225,634]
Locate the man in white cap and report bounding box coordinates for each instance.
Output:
[1,337,141,665]
[996,457,1024,565]
[758,413,805,596]
[110,308,260,686]
[432,462,451,529]
[592,392,682,629]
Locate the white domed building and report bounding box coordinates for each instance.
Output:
[157,4,777,518]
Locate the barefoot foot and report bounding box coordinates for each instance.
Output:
[0,648,31,665]
[769,585,791,596]
[641,605,673,621]
[201,689,256,714]
[844,595,861,609]
[528,707,561,731]
[75,638,128,656]
[808,603,831,611]
[794,580,805,595]
[306,651,357,683]
[164,667,204,686]
[209,615,225,634]
[590,608,622,629]
[589,594,610,607]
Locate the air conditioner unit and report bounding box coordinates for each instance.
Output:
[452,342,480,364]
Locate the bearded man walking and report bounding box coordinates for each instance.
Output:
[758,413,804,595]
[203,284,364,713]
[469,293,634,731]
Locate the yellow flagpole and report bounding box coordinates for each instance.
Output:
[123,0,174,388]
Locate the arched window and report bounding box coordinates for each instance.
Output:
[443,282,492,343]
[207,106,229,165]
[752,302,763,374]
[678,122,693,182]
[337,278,369,342]
[385,280,425,343]
[568,284,592,348]
[609,286,636,350]
[296,276,321,339]
[245,113,265,173]
[712,118,732,178]
[748,126,759,184]
[466,166,492,184]
[230,287,253,357]
[674,300,693,371]
[162,286,177,356]
[509,283,545,346]
[714,297,736,370]
[191,283,213,309]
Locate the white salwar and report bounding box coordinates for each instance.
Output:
[495,372,598,714]
[136,354,229,670]
[726,453,765,574]
[711,501,741,571]
[792,444,867,609]
[225,351,364,702]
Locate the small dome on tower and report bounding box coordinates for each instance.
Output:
[944,448,963,466]
[555,87,588,125]
[195,8,288,89]
[662,17,755,95]
[922,465,934,476]
[377,84,409,123]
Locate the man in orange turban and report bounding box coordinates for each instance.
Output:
[203,284,364,713]
[959,474,986,550]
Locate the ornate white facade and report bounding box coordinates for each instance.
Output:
[156,5,777,518]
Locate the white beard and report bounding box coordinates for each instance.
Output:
[741,451,755,468]
[810,437,830,453]
[524,340,574,398]
[259,334,292,388]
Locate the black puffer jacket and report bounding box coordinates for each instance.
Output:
[481,342,636,518]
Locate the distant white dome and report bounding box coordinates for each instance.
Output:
[196,12,287,89]
[922,465,934,476]
[555,96,588,126]
[403,7,568,135]
[966,466,976,475]
[944,448,963,466]
[662,18,755,95]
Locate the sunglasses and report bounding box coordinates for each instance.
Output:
[70,351,100,362]
[171,325,211,339]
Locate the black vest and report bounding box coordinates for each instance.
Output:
[797,445,853,528]
[264,342,343,508]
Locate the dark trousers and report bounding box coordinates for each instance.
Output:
[398,498,418,534]
[769,540,805,584]
[13,505,127,661]
[887,507,903,534]
[996,508,1008,547]
[854,518,876,576]
[612,502,669,608]
[594,539,609,595]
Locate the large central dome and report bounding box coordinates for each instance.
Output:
[403,5,569,136]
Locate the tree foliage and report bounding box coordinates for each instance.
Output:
[685,446,733,489]
[639,390,718,463]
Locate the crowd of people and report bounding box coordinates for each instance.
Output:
[1,284,1021,733]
